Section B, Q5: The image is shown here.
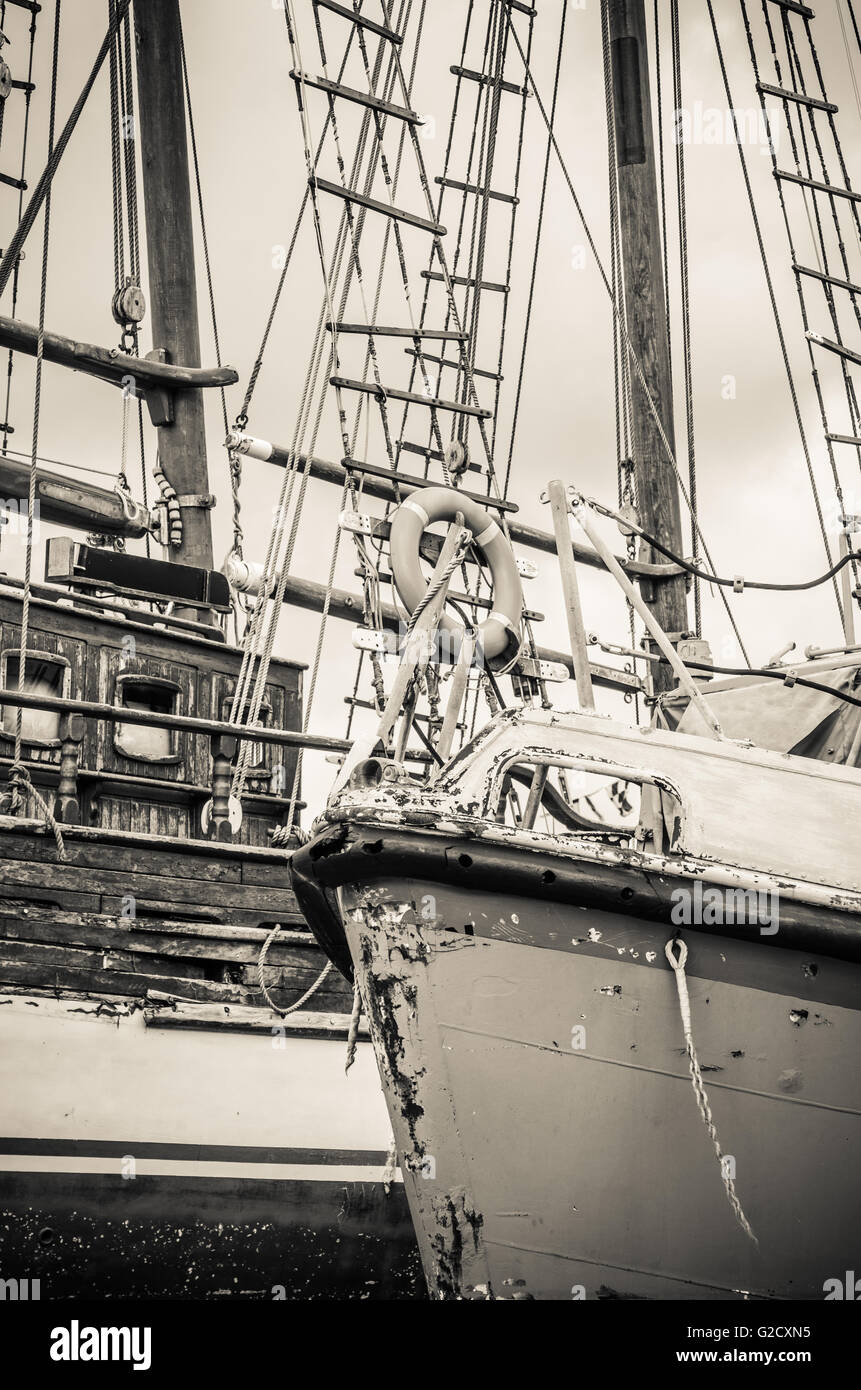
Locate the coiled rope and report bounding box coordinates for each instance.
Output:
[665,937,758,1247]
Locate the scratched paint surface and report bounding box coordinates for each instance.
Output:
[340,882,861,1301]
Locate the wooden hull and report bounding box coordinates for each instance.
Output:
[0,992,421,1299]
[337,876,861,1299]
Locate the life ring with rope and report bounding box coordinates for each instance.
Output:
[389,486,524,672]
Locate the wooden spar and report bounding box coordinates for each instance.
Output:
[225,564,642,693]
[226,433,684,581]
[571,496,722,736]
[0,452,149,536]
[0,684,350,755]
[840,530,856,648]
[133,0,213,577]
[548,480,595,709]
[0,314,237,399]
[608,0,688,688]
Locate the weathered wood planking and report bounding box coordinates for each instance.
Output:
[0,890,351,1008]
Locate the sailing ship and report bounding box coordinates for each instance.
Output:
[283,0,861,1299]
[0,0,419,1299]
[0,0,858,1304]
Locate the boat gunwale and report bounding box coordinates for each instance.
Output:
[291,816,861,974]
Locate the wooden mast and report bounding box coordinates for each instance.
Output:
[607,0,688,691]
[132,0,213,576]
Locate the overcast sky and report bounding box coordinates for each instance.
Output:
[0,0,859,812]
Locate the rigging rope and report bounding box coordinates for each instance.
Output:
[7,0,60,831]
[0,0,38,460]
[230,0,414,802]
[503,0,568,497]
[708,0,843,630]
[589,494,861,591]
[509,19,751,666]
[670,0,700,636]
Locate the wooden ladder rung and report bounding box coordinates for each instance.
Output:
[826,433,861,446]
[758,82,837,113]
[313,0,403,43]
[806,331,861,367]
[794,263,861,294]
[0,173,27,191]
[450,65,528,98]
[331,375,491,418]
[422,269,509,293]
[314,177,445,235]
[435,176,518,206]
[4,0,41,12]
[505,0,538,15]
[342,455,518,512]
[10,80,36,94]
[765,1,814,18]
[404,347,502,383]
[777,170,860,202]
[399,441,445,462]
[327,321,468,340]
[291,71,421,124]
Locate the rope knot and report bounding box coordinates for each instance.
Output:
[1,761,67,860]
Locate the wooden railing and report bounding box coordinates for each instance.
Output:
[0,686,352,843]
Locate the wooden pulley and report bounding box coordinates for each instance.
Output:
[0,61,12,102]
[112,279,147,327]
[617,502,638,538]
[444,439,469,476]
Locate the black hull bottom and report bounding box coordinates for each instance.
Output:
[0,1173,423,1300]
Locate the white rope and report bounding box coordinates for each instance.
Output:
[256,923,333,1017]
[664,936,758,1247]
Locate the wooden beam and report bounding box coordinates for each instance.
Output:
[229,435,683,578]
[608,0,688,686]
[0,452,149,537]
[272,572,642,692]
[133,0,214,575]
[0,685,350,755]
[0,313,237,397]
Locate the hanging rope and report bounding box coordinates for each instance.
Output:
[344,980,362,1073]
[0,0,39,461]
[7,0,60,834]
[0,761,66,858]
[670,0,701,636]
[256,923,333,1018]
[665,937,758,1247]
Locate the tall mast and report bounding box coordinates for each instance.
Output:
[133,0,213,574]
[607,0,688,691]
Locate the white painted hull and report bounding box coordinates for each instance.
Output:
[340,881,861,1300]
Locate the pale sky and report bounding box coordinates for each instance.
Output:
[1,0,859,814]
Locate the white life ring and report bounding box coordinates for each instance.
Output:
[389,486,524,671]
